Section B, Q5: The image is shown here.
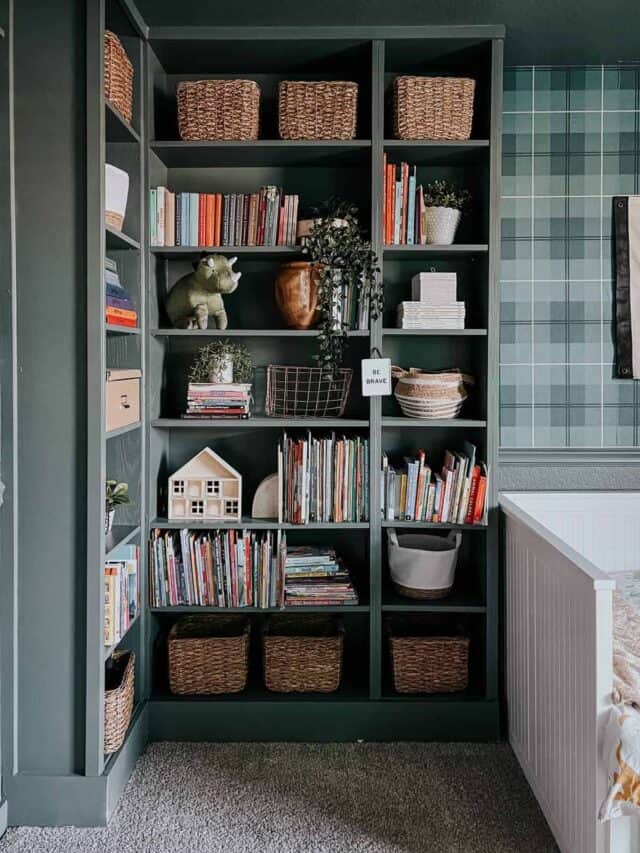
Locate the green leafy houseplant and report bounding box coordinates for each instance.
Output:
[188,341,252,384]
[423,179,471,211]
[302,201,382,377]
[105,480,131,534]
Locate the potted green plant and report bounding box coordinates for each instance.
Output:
[422,180,471,246]
[106,480,131,534]
[188,341,252,384]
[296,196,357,245]
[300,201,382,377]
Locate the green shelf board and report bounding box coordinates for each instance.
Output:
[150,245,299,258]
[151,417,369,429]
[381,520,487,531]
[103,612,141,661]
[381,417,486,428]
[150,139,371,168]
[383,244,489,259]
[383,139,489,165]
[150,518,370,531]
[150,605,370,614]
[105,101,140,144]
[381,589,486,613]
[105,524,141,558]
[106,421,142,440]
[383,328,487,336]
[150,328,369,337]
[106,323,141,335]
[106,226,140,251]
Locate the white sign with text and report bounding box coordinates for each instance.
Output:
[361,358,392,396]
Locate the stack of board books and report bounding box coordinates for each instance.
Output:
[149,529,286,609]
[277,432,369,524]
[183,383,252,419]
[149,186,299,248]
[105,257,138,328]
[104,544,139,646]
[381,441,488,525]
[284,546,359,606]
[383,156,428,246]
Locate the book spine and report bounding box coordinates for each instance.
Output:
[407,166,416,245]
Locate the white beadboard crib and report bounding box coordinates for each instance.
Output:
[501,492,640,853]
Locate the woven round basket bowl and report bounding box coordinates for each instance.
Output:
[392,367,471,419]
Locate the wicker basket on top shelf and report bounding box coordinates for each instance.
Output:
[393,76,475,141]
[278,81,358,140]
[265,365,352,418]
[104,650,135,754]
[104,31,134,124]
[177,80,260,141]
[168,615,250,695]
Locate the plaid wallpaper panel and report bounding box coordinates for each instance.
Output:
[500,65,640,448]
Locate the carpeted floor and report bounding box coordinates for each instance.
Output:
[0,742,558,852]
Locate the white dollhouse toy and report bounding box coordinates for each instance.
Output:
[168,447,242,522]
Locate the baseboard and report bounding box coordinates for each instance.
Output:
[5,704,148,827]
[148,698,501,742]
[0,799,7,837]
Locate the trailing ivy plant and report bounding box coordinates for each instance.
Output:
[423,179,471,211]
[302,203,382,379]
[188,341,253,384]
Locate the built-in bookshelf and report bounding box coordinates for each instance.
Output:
[87,13,503,773]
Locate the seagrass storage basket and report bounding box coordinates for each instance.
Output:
[265,365,352,418]
[104,31,133,124]
[386,618,469,694]
[177,80,260,141]
[104,650,135,754]
[263,615,344,693]
[278,81,358,140]
[393,76,475,140]
[168,615,250,695]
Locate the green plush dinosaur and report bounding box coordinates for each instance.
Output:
[165,253,241,330]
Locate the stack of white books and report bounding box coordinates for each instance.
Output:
[397,272,466,330]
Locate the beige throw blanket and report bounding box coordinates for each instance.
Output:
[613,591,640,705]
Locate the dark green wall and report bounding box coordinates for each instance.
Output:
[136,0,636,66]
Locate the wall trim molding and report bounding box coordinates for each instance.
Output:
[500,448,640,467]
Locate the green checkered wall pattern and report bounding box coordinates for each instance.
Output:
[500,66,640,447]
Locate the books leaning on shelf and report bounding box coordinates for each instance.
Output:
[381,441,488,525]
[104,544,139,646]
[383,155,425,246]
[183,383,252,419]
[277,432,369,524]
[105,256,138,328]
[149,528,286,608]
[149,186,300,248]
[284,546,359,606]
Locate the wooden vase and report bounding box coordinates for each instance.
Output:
[274,261,320,329]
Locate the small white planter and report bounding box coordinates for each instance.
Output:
[105,508,115,535]
[424,206,461,245]
[105,163,130,231]
[208,354,234,383]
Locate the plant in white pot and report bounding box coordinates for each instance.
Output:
[422,180,471,246]
[188,340,252,385]
[105,480,132,534]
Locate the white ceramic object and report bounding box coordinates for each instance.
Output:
[387,529,461,597]
[251,473,279,519]
[208,354,234,384]
[424,206,461,245]
[105,508,115,534]
[105,163,130,231]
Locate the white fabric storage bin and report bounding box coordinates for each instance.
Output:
[387,529,461,599]
[105,163,129,231]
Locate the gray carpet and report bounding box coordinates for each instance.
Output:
[0,742,558,852]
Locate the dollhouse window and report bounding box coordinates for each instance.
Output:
[173,480,185,495]
[225,500,239,515]
[191,500,204,515]
[206,480,220,496]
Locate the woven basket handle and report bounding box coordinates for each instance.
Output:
[447,532,462,549]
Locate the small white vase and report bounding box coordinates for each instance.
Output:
[208,354,234,384]
[105,508,115,535]
[424,207,461,246]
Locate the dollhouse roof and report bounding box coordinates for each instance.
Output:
[170,447,241,482]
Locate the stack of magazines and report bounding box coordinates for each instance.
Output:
[278,432,369,524]
[284,546,359,606]
[149,529,285,608]
[183,383,252,419]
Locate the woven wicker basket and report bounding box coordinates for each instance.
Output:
[393,76,475,141]
[265,365,352,418]
[263,615,344,693]
[168,615,250,695]
[104,31,133,124]
[177,80,260,141]
[104,650,135,755]
[279,81,358,140]
[386,619,469,694]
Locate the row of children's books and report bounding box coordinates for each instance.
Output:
[149,528,286,608]
[278,432,369,524]
[149,186,300,248]
[383,156,428,246]
[104,544,139,646]
[381,442,488,524]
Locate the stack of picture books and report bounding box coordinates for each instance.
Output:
[284,546,359,606]
[104,544,139,646]
[105,257,137,328]
[381,441,488,524]
[383,156,426,246]
[183,383,252,419]
[278,432,369,524]
[149,186,300,248]
[149,529,286,608]
[397,272,465,329]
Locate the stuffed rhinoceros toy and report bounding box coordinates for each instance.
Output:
[165,253,241,330]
